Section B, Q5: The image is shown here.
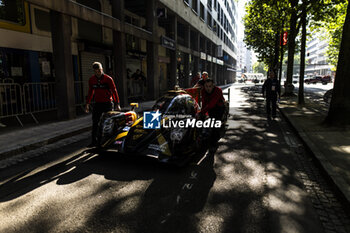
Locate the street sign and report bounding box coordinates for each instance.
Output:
[160,36,175,50]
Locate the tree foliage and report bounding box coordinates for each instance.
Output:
[253,61,268,74]
[326,2,350,125]
[243,0,288,69]
[312,2,348,69]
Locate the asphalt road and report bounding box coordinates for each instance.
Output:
[0,84,349,233]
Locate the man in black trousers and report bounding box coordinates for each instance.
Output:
[262,70,280,120]
[85,62,121,147]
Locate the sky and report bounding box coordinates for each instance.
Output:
[237,0,248,40]
[236,0,258,65]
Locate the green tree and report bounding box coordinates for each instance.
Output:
[243,0,288,70]
[326,2,350,126]
[281,0,344,97]
[296,0,346,103]
[253,61,267,74]
[314,2,348,69]
[284,0,301,96]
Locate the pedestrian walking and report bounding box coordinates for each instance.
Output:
[191,72,201,87]
[262,70,280,120]
[85,62,121,147]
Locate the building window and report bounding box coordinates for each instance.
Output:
[126,34,140,51]
[214,0,217,10]
[217,4,221,20]
[0,0,25,25]
[192,0,198,13]
[220,8,223,25]
[183,0,189,6]
[224,16,227,31]
[34,8,50,31]
[77,0,102,43]
[200,3,205,21]
[207,12,212,29]
[207,0,212,10]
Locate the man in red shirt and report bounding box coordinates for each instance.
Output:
[200,78,225,120]
[191,72,201,86]
[85,62,121,147]
[198,78,225,145]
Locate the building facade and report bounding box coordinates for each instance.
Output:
[0,0,237,121]
[305,33,333,77]
[236,40,253,77]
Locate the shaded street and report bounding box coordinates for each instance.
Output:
[0,84,349,233]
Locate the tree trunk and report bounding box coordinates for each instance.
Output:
[273,30,280,71]
[278,19,285,87]
[284,0,298,96]
[279,39,284,87]
[298,8,306,105]
[326,3,350,126]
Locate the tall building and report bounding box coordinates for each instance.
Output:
[305,33,333,77]
[237,40,252,76]
[236,0,252,77]
[0,0,238,121]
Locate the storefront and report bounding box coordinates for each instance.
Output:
[0,47,58,84]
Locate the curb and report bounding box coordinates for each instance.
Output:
[278,107,350,206]
[0,126,91,162]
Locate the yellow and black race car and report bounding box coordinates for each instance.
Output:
[96,89,228,166]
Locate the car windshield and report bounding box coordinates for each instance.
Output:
[152,95,189,115]
[165,95,188,115]
[152,96,174,113]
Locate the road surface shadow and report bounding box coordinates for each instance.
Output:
[0,85,328,233]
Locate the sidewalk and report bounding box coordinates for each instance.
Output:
[278,97,350,204]
[0,100,156,162]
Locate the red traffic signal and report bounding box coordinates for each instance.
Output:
[282,31,288,46]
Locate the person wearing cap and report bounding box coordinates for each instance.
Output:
[193,71,209,88]
[85,62,121,147]
[201,71,208,80]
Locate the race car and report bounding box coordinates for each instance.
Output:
[96,88,229,165]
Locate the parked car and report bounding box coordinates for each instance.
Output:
[305,75,323,84]
[305,75,332,85]
[292,75,299,84]
[321,75,332,85]
[292,75,308,84]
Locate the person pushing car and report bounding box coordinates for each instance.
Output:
[198,78,225,144]
[85,62,121,147]
[199,78,225,120]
